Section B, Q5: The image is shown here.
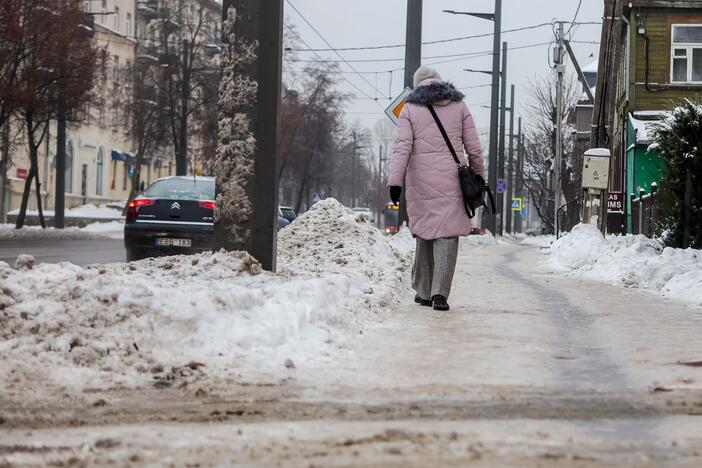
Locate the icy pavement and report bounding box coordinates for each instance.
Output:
[2,217,702,466]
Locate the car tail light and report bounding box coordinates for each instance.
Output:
[126,198,155,221]
[198,200,216,210]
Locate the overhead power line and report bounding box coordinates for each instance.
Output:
[286,0,388,103]
[287,21,601,52]
[284,24,377,100]
[285,41,556,67]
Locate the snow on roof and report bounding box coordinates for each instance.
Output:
[585,148,611,157]
[629,112,668,144]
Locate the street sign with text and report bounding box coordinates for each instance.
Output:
[607,191,623,213]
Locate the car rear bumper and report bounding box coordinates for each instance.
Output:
[124,221,213,255]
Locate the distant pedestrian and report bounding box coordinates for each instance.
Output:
[387,66,485,311]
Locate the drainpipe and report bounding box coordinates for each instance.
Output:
[637,14,663,93]
[621,14,630,103]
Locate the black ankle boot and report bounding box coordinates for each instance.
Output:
[414,295,432,307]
[431,295,449,311]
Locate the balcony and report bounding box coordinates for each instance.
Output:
[136,44,159,65]
[136,0,158,21]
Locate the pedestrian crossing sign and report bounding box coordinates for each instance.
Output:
[511,198,522,211]
[384,87,412,126]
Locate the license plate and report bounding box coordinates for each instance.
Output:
[155,238,192,247]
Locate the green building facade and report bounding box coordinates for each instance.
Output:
[607,1,702,232]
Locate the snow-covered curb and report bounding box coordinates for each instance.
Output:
[0,221,124,240]
[0,199,412,394]
[543,223,702,305]
[8,202,125,220]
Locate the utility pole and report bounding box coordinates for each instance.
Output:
[352,131,358,208]
[399,0,422,228]
[515,116,523,233]
[55,102,67,228]
[0,123,9,224]
[554,21,565,235]
[497,41,508,236]
[177,39,190,176]
[487,0,502,236]
[217,0,283,271]
[505,84,515,235]
[378,144,388,228]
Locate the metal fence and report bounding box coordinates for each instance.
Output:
[630,185,661,237]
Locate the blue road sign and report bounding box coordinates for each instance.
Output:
[496,178,508,194]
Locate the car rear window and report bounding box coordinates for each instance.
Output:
[144,178,215,200]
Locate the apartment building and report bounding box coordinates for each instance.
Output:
[4,0,220,217]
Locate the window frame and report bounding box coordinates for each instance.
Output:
[670,23,702,84]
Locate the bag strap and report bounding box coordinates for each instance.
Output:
[426,105,462,166]
[485,186,496,213]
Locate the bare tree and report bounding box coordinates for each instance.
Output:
[111,60,167,205]
[160,4,220,175]
[522,73,580,232]
[9,0,99,228]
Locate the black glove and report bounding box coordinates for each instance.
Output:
[390,186,402,206]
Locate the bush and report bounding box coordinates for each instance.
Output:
[651,101,702,248]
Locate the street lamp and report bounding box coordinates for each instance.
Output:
[444,2,502,236]
[463,68,495,76]
[442,10,495,21]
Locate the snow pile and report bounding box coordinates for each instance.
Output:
[546,223,702,304]
[521,235,555,248]
[0,199,412,394]
[278,198,412,308]
[82,220,124,239]
[0,221,123,240]
[387,225,415,258]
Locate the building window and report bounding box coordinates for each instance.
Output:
[96,147,104,195]
[114,6,120,32]
[98,0,106,25]
[126,12,132,37]
[66,140,74,193]
[113,55,119,80]
[671,24,702,83]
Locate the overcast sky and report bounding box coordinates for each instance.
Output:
[284,0,603,145]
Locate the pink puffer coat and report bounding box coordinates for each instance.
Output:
[387,79,485,240]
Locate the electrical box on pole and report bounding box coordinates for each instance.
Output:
[581,148,611,226]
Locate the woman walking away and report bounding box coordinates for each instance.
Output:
[387,66,485,311]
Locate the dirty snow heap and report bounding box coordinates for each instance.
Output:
[0,198,411,396]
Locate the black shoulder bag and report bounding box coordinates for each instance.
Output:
[426,104,495,219]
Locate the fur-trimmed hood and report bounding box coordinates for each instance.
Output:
[406,79,465,105]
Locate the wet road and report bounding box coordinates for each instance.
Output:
[0,239,125,266]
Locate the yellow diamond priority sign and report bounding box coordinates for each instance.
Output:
[384,87,412,126]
